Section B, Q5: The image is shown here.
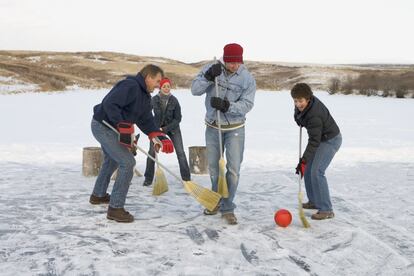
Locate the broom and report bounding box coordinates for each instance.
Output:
[111,167,142,180]
[298,127,311,228]
[135,144,221,211]
[214,57,229,198]
[152,152,168,195]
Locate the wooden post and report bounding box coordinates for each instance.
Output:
[188,146,208,175]
[82,147,103,177]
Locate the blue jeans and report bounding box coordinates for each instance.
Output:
[90,119,136,208]
[144,129,191,181]
[206,126,245,214]
[304,133,342,212]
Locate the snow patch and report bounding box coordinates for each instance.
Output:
[90,55,109,64]
[148,58,168,64]
[0,76,39,94]
[25,56,41,63]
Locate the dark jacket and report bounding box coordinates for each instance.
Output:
[152,93,182,133]
[294,96,340,162]
[93,74,159,135]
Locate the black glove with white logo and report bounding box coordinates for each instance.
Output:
[204,63,222,81]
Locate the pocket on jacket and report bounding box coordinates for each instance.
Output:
[225,82,243,101]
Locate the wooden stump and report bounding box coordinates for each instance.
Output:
[82,147,103,177]
[188,146,208,175]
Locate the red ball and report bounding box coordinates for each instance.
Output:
[274,209,292,227]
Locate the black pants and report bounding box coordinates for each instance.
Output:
[144,129,191,181]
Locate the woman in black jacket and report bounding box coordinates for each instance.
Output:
[291,83,342,220]
[143,78,191,185]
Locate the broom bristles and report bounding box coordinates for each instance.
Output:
[298,191,311,228]
[217,158,229,198]
[153,167,168,196]
[184,181,221,211]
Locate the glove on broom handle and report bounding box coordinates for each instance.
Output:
[103,120,181,182]
[214,57,224,158]
[135,144,182,183]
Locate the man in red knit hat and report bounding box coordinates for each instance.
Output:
[223,43,244,63]
[191,43,256,225]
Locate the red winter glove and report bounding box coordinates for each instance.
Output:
[148,131,174,153]
[117,122,134,148]
[295,158,307,178]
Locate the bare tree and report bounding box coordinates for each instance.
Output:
[342,76,354,95]
[328,78,340,94]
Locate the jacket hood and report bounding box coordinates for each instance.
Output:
[127,74,148,94]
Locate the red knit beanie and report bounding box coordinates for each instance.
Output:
[223,43,243,63]
[159,78,171,88]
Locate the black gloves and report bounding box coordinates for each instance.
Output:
[205,63,228,112]
[210,97,230,113]
[204,63,222,81]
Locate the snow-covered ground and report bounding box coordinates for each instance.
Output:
[0,89,413,275]
[0,76,39,94]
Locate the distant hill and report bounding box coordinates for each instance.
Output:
[1,50,413,97]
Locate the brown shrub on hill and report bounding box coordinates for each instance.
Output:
[336,71,414,98]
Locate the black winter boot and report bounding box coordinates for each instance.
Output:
[142,179,152,186]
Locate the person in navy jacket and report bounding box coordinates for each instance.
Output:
[90,64,174,223]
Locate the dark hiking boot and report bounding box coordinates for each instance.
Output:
[143,179,152,186]
[203,204,220,215]
[107,207,134,223]
[302,201,318,209]
[89,193,110,205]
[311,211,335,220]
[222,213,238,225]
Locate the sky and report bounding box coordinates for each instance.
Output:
[1,0,414,64]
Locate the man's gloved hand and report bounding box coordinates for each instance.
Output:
[117,122,134,148]
[295,158,307,178]
[148,131,174,153]
[210,97,230,113]
[204,63,222,81]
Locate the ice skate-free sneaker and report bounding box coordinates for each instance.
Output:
[142,179,152,186]
[311,211,335,220]
[302,201,317,209]
[203,204,219,215]
[89,193,110,205]
[222,213,238,225]
[107,207,134,223]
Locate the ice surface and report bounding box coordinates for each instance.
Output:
[0,90,413,275]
